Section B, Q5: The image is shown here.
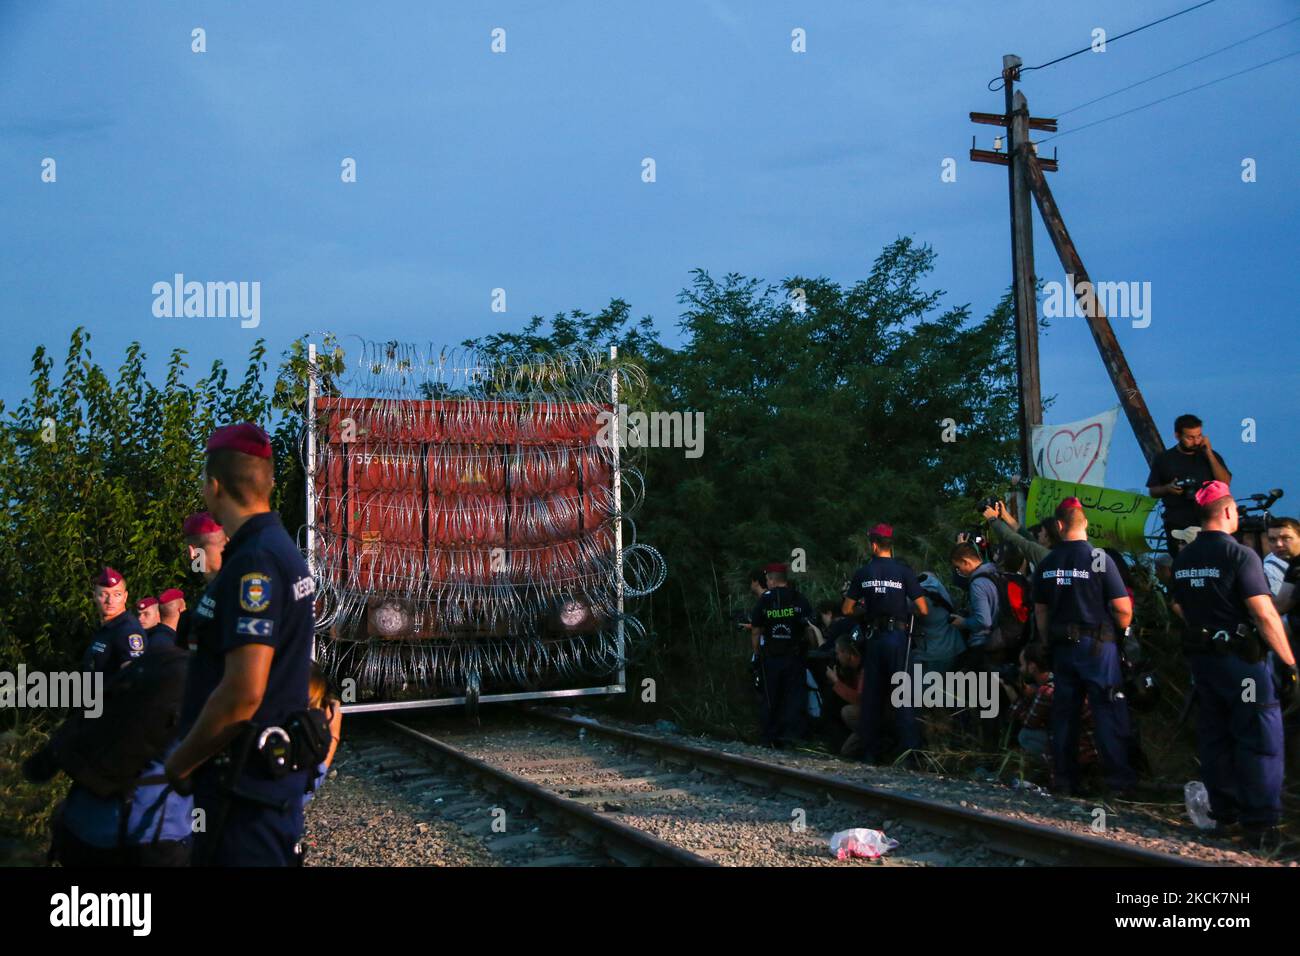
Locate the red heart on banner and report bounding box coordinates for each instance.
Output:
[1045,422,1103,483]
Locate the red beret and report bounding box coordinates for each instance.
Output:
[136,596,159,611]
[206,422,272,459]
[182,511,223,537]
[869,523,893,538]
[158,588,186,604]
[1054,496,1085,518]
[763,562,788,574]
[93,567,123,587]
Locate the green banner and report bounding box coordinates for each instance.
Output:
[1024,477,1157,553]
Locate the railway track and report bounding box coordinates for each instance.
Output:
[337,710,1206,867]
[521,708,1205,868]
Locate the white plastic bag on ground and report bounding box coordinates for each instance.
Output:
[1184,780,1214,830]
[829,828,899,860]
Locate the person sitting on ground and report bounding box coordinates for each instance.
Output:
[825,634,865,758]
[1005,643,1097,790]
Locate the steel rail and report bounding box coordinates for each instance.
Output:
[383,719,717,867]
[524,709,1205,868]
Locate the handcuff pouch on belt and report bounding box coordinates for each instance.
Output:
[862,615,909,642]
[214,708,332,802]
[1183,623,1264,663]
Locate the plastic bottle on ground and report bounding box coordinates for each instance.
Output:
[1184,780,1214,830]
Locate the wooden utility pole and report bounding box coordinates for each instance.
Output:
[969,56,1049,485]
[1021,158,1165,465]
[1004,60,1042,485]
[970,54,1164,472]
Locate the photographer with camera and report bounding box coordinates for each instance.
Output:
[824,634,865,757]
[980,498,1055,570]
[1146,414,1232,555]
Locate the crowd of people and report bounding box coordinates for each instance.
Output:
[24,423,341,868]
[744,413,1300,849]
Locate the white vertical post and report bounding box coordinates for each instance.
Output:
[610,345,625,692]
[306,342,318,660]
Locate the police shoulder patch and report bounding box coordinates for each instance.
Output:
[127,633,145,654]
[239,572,272,612]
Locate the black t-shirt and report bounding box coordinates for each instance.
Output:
[846,556,923,621]
[1145,445,1230,530]
[1170,530,1269,633]
[1033,540,1128,636]
[750,586,814,656]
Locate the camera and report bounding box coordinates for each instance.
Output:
[978,497,1001,514]
[1171,476,1201,499]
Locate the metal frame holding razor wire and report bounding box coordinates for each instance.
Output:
[303,337,632,714]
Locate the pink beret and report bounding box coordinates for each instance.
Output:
[182,511,223,537]
[1195,480,1231,507]
[158,588,185,604]
[1055,496,1084,517]
[763,562,788,574]
[136,596,159,611]
[206,422,272,459]
[93,567,123,587]
[869,523,894,538]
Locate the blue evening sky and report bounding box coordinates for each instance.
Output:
[1,1,1296,503]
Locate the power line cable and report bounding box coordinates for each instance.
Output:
[1058,15,1300,116]
[988,0,1221,90]
[1038,49,1300,142]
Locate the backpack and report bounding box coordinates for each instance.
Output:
[970,568,1033,653]
[29,645,190,799]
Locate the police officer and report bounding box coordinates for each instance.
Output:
[750,562,815,747]
[136,596,161,631]
[150,588,185,650]
[43,639,196,867]
[176,511,227,650]
[841,524,928,765]
[1032,497,1135,795]
[1171,481,1298,848]
[164,423,316,866]
[83,567,150,673]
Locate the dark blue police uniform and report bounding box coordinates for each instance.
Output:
[1033,541,1135,793]
[847,557,923,762]
[147,623,178,651]
[1171,530,1282,828]
[180,511,315,866]
[751,586,814,745]
[83,612,149,673]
